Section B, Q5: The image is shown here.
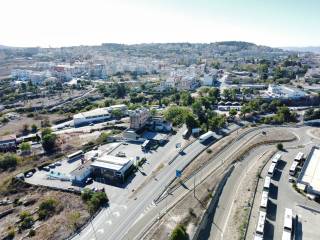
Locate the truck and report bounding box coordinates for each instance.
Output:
[199,131,214,143]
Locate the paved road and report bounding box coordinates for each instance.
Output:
[203,126,320,240]
[72,124,243,240]
[73,124,308,240]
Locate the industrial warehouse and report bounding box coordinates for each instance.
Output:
[298,146,320,196]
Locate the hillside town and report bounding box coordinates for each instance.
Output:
[0,41,320,240]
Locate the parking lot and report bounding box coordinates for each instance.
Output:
[248,145,320,240]
[24,128,185,202]
[24,157,83,190]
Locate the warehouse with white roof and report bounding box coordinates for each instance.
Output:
[73,104,128,127]
[298,146,320,196]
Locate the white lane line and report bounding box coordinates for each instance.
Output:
[106,220,112,225]
[113,211,120,217]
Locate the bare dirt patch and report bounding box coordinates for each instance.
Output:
[0,179,90,240]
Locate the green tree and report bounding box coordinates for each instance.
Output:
[229,108,237,118]
[208,88,220,100]
[185,114,199,130]
[223,89,231,101]
[41,128,52,138]
[31,124,38,133]
[112,109,123,119]
[42,133,57,153]
[180,91,193,106]
[164,106,192,126]
[277,143,284,151]
[20,142,31,153]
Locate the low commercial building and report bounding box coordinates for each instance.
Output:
[69,160,92,185]
[73,108,111,127]
[91,155,134,184]
[263,84,307,100]
[297,146,320,196]
[0,134,17,152]
[73,105,128,127]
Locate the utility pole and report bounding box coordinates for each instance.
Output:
[194,173,196,198]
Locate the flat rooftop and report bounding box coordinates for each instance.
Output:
[73,108,110,119]
[96,154,132,166]
[300,147,320,194]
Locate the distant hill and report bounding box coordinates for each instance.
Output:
[0,44,11,49]
[281,46,320,53]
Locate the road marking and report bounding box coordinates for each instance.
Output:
[113,211,120,217]
[106,220,112,225]
[121,205,128,210]
[97,228,104,234]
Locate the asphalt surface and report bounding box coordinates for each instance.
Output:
[203,126,320,240]
[72,125,320,240]
[72,124,242,240]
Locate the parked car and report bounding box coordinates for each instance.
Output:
[43,166,50,171]
[55,161,62,166]
[85,178,93,185]
[48,164,55,169]
[288,177,295,183]
[25,172,33,178]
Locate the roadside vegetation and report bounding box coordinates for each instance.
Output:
[81,188,109,214]
[169,224,189,240]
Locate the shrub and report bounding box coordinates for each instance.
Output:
[38,198,59,220]
[277,143,284,151]
[28,229,36,237]
[81,189,108,214]
[0,154,19,170]
[19,211,34,230]
[169,224,188,240]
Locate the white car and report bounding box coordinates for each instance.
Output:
[25,172,33,178]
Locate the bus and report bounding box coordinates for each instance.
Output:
[256,211,266,236]
[67,150,84,162]
[254,234,263,240]
[282,208,293,240]
[272,153,281,164]
[263,176,271,191]
[289,161,299,176]
[141,140,151,151]
[267,162,276,177]
[260,191,269,210]
[294,152,304,164]
[199,131,214,143]
[283,208,293,231]
[282,230,291,240]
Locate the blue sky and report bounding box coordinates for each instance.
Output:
[0,0,319,47]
